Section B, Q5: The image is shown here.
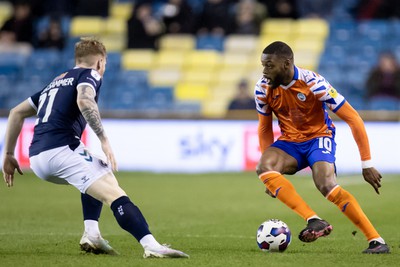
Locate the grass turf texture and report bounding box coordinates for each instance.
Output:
[0,171,399,267]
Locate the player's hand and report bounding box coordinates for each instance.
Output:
[2,154,23,187]
[265,188,276,198]
[101,140,118,172]
[362,167,382,194]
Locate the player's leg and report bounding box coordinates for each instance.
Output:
[29,145,118,255]
[81,193,102,235]
[79,193,113,254]
[309,137,389,253]
[256,145,320,222]
[86,173,189,258]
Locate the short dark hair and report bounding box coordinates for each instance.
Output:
[262,41,293,59]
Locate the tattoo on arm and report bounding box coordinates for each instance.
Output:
[78,86,105,138]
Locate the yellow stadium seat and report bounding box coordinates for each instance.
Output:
[245,68,263,89]
[159,34,195,51]
[110,2,133,20]
[214,68,247,86]
[149,68,181,87]
[0,1,12,20]
[261,19,294,36]
[295,18,329,39]
[293,39,324,54]
[99,35,126,52]
[201,98,231,118]
[122,49,155,70]
[209,84,238,99]
[221,52,251,69]
[180,69,216,85]
[184,50,221,69]
[70,16,104,36]
[104,17,127,35]
[224,35,258,54]
[294,50,320,71]
[154,50,187,69]
[175,82,210,101]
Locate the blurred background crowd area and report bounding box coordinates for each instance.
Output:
[0,0,399,120]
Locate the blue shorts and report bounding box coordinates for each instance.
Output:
[271,136,337,172]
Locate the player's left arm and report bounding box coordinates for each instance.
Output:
[77,84,117,171]
[2,100,36,187]
[335,102,382,194]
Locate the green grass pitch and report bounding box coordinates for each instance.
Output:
[1,171,399,267]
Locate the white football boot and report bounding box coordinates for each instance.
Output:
[143,244,189,258]
[79,232,119,255]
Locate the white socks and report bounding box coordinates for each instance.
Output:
[140,234,163,250]
[84,219,101,237]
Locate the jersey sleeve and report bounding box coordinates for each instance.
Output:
[309,72,346,112]
[76,69,102,96]
[28,90,42,111]
[255,78,272,116]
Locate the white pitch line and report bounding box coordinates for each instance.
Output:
[0,232,254,239]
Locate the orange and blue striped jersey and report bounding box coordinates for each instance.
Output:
[255,66,345,142]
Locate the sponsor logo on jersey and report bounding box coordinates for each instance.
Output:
[90,69,101,81]
[328,87,338,98]
[297,93,306,101]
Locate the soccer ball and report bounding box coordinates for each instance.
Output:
[256,219,291,252]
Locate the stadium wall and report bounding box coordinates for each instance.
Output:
[0,119,399,174]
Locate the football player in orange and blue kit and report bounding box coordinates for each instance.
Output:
[255,41,389,254]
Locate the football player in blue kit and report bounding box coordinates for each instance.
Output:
[2,37,189,258]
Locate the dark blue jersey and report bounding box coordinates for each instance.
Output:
[28,67,102,157]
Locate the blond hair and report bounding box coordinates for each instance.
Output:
[74,37,107,65]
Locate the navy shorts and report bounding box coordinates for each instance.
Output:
[271,136,337,172]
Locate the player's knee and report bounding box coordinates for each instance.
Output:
[315,181,336,196]
[256,159,276,175]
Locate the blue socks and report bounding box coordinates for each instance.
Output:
[81,193,103,221]
[111,196,151,241]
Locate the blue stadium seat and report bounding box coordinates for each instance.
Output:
[148,86,174,110]
[23,49,62,83]
[105,70,150,110]
[0,52,28,81]
[107,52,121,71]
[356,20,389,41]
[368,96,399,111]
[172,101,201,114]
[36,16,71,37]
[196,34,224,51]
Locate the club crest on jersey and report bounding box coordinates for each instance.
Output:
[99,159,108,168]
[328,87,338,98]
[297,93,306,101]
[90,69,101,81]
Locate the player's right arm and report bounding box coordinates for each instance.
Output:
[2,100,37,187]
[255,79,274,153]
[77,84,117,171]
[258,114,274,153]
[335,102,382,194]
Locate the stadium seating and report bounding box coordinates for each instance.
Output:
[367,96,399,111]
[159,34,196,51]
[110,1,133,20]
[70,16,105,37]
[122,49,155,70]
[148,68,181,87]
[224,35,258,54]
[184,50,221,70]
[153,50,187,69]
[174,82,210,101]
[196,34,225,51]
[0,0,399,115]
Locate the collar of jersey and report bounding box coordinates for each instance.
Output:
[280,65,298,90]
